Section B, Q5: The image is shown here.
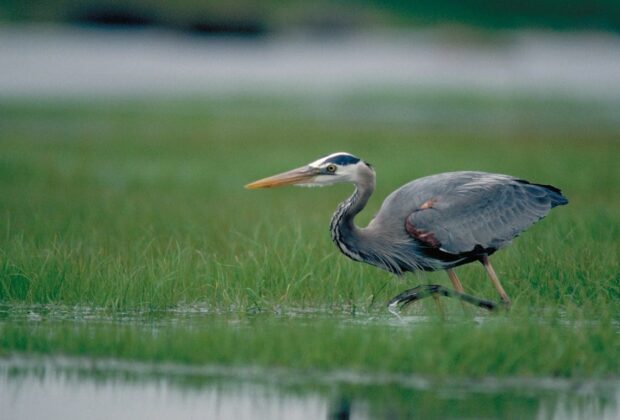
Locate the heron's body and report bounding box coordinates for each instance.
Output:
[332,171,567,274]
[246,152,568,309]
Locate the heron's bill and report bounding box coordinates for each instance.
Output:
[245,166,318,189]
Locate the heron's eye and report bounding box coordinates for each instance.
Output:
[326,164,337,173]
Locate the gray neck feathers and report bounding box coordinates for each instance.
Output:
[329,167,414,274]
[329,168,375,264]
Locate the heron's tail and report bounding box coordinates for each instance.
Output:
[517,179,568,207]
[539,184,568,207]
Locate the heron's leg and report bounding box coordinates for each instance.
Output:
[388,285,497,312]
[446,269,465,293]
[431,292,445,319]
[446,269,470,314]
[481,255,511,306]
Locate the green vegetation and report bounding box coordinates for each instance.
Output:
[0,94,619,378]
[2,311,620,378]
[2,0,619,32]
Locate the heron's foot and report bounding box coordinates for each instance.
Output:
[387,285,498,312]
[388,284,443,309]
[499,296,512,309]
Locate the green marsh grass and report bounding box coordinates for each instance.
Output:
[0,95,619,378]
[1,313,620,378]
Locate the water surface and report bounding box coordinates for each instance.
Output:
[2,306,619,419]
[2,27,620,99]
[2,356,619,420]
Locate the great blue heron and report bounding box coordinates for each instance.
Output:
[245,152,568,311]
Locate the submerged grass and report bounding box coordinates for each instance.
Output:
[0,94,619,377]
[1,312,619,378]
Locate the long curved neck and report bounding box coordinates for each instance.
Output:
[329,179,374,262]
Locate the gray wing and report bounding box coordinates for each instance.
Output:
[405,175,568,255]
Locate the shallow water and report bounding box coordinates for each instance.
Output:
[2,356,619,420]
[2,26,620,99]
[1,305,619,419]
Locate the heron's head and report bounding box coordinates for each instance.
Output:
[245,152,374,189]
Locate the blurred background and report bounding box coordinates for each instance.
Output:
[2,0,620,104]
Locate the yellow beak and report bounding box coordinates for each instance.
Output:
[245,166,319,189]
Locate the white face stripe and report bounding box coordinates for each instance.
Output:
[309,152,354,168]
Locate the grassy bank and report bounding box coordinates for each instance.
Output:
[0,94,619,377]
[1,96,618,313]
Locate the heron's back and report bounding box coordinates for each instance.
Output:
[367,171,567,271]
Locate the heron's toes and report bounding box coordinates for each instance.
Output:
[387,286,419,308]
[387,285,443,310]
